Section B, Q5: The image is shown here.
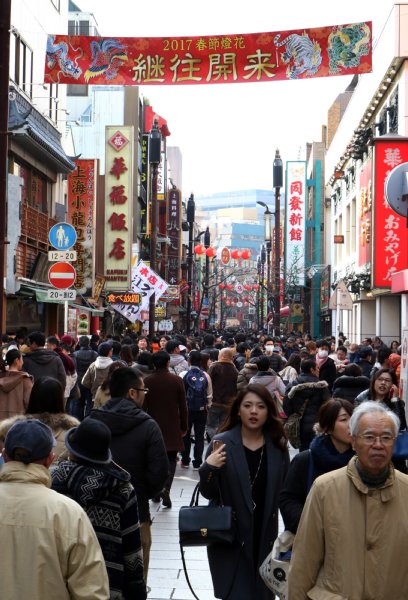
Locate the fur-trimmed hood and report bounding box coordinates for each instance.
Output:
[288,379,329,399]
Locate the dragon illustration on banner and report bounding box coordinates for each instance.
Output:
[327,23,371,74]
[44,21,372,86]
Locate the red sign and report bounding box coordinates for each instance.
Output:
[45,22,372,87]
[48,262,76,289]
[358,158,372,267]
[373,139,408,288]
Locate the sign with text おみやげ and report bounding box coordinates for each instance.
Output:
[44,22,372,86]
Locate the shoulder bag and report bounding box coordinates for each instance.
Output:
[283,398,309,449]
[392,430,408,460]
[179,482,238,600]
[259,530,295,599]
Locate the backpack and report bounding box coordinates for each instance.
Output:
[183,368,208,411]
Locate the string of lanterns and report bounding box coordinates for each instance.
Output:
[194,245,251,260]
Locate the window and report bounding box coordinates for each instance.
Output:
[9,31,33,95]
[67,84,88,97]
[16,161,50,213]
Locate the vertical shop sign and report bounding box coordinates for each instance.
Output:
[358,158,372,267]
[67,159,96,295]
[285,161,307,287]
[166,187,181,286]
[104,127,134,291]
[373,139,408,288]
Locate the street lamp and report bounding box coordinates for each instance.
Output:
[273,149,283,337]
[257,201,273,332]
[148,118,162,340]
[185,193,195,334]
[260,244,266,330]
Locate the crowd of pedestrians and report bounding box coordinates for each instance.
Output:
[0,327,406,599]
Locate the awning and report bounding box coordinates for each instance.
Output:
[69,304,105,317]
[391,269,408,293]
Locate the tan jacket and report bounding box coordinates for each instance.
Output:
[288,457,408,600]
[0,370,33,419]
[0,461,109,599]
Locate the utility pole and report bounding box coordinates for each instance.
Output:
[148,119,161,340]
[273,149,283,337]
[186,193,195,334]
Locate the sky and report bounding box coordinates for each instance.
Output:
[75,0,395,197]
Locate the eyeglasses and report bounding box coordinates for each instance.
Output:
[376,378,393,384]
[131,387,149,395]
[358,434,396,446]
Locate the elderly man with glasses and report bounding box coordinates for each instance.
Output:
[288,401,408,600]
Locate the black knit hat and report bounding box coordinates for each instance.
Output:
[65,419,112,465]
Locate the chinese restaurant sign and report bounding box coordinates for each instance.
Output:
[358,159,372,267]
[104,126,134,291]
[285,161,307,287]
[45,22,372,86]
[373,139,408,288]
[67,159,96,296]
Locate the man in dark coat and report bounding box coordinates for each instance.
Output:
[315,339,337,392]
[72,335,98,420]
[88,367,168,584]
[283,359,330,451]
[23,331,66,389]
[144,351,188,509]
[357,346,374,378]
[206,348,238,439]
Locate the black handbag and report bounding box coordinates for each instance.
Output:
[179,482,235,547]
[179,482,237,600]
[393,431,408,460]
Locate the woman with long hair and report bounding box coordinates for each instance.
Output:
[199,383,289,599]
[0,348,33,419]
[280,398,355,533]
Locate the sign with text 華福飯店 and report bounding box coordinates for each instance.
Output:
[44,22,372,87]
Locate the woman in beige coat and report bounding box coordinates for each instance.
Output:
[0,349,33,419]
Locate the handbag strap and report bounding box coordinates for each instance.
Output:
[298,397,309,417]
[190,481,226,507]
[180,541,243,600]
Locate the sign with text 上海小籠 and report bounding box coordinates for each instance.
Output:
[44,22,372,86]
[285,161,307,287]
[373,138,408,288]
[104,127,134,291]
[67,159,96,296]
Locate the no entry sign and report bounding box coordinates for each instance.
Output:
[48,262,76,289]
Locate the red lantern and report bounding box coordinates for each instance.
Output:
[253,284,259,291]
[226,284,233,290]
[244,284,251,291]
[219,282,225,289]
[230,249,241,260]
[226,300,231,306]
[244,301,249,306]
[233,297,238,303]
[206,247,216,257]
[194,244,205,254]
[241,249,251,260]
[241,296,246,302]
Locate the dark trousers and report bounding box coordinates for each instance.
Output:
[68,384,93,421]
[181,410,207,468]
[164,451,178,492]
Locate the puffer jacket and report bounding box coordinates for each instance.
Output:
[288,458,408,600]
[0,370,33,419]
[283,375,330,450]
[52,460,146,600]
[168,354,189,375]
[332,375,370,403]
[237,362,258,392]
[0,461,109,600]
[89,397,168,523]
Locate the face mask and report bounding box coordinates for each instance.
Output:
[265,345,273,354]
[318,350,328,358]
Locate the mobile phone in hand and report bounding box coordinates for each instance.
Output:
[212,440,223,453]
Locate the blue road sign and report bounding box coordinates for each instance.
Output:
[49,222,77,250]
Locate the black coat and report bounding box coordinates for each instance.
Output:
[199,425,289,600]
[72,348,98,381]
[89,397,168,522]
[332,375,370,403]
[318,357,337,391]
[283,375,330,450]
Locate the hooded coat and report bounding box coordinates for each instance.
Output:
[0,370,33,419]
[168,353,189,375]
[89,397,168,523]
[82,356,113,398]
[249,370,286,398]
[332,374,370,403]
[283,375,330,450]
[23,348,67,389]
[236,362,258,392]
[52,460,146,600]
[0,461,109,600]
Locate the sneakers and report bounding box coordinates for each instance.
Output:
[192,466,200,471]
[161,489,172,508]
[180,463,189,469]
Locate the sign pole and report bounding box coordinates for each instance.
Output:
[64,300,69,335]
[335,286,341,349]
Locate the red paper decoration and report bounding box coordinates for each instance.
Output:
[194,244,205,254]
[241,249,251,260]
[226,284,233,290]
[205,247,216,257]
[230,249,241,259]
[244,284,251,291]
[219,282,225,289]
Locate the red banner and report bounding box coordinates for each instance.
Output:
[67,160,96,296]
[45,22,372,86]
[373,139,408,288]
[358,158,372,267]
